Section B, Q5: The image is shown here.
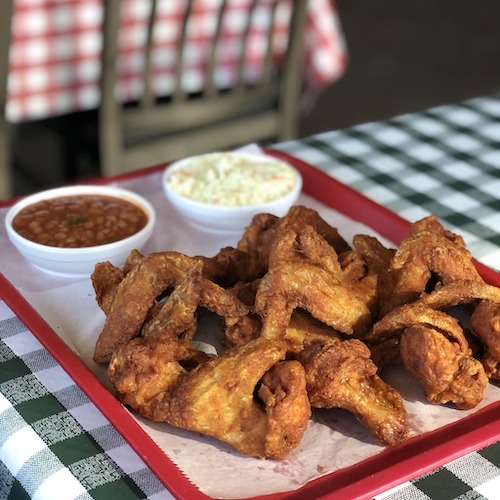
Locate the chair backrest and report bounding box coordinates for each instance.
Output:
[99,0,307,177]
[0,1,13,200]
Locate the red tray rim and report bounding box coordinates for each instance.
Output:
[1,150,499,500]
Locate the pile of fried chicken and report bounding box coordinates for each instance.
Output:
[92,206,500,460]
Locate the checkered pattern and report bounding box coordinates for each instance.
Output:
[373,447,500,500]
[7,0,347,122]
[2,313,500,500]
[0,303,173,499]
[273,93,500,271]
[2,94,500,498]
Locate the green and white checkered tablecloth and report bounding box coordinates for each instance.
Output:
[273,92,500,271]
[2,93,500,499]
[0,301,173,500]
[372,446,500,500]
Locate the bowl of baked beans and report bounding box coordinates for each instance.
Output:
[5,185,156,277]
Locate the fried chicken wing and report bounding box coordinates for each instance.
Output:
[352,234,396,320]
[198,246,266,286]
[256,360,312,458]
[366,337,401,370]
[92,261,125,315]
[400,324,488,409]
[369,301,488,409]
[296,337,408,446]
[365,303,466,369]
[255,226,373,340]
[281,311,408,444]
[93,252,200,363]
[108,337,186,412]
[93,252,249,364]
[411,215,468,246]
[470,300,500,380]
[274,205,351,254]
[141,261,202,349]
[160,338,310,460]
[421,279,500,309]
[382,216,481,314]
[236,206,351,274]
[235,212,280,274]
[284,310,342,354]
[255,262,372,339]
[110,329,311,460]
[108,264,207,411]
[368,302,469,344]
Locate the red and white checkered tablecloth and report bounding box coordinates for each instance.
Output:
[7,0,347,123]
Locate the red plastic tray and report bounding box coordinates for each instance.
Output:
[1,151,499,500]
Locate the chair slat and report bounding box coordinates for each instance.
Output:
[205,0,228,96]
[262,0,280,84]
[174,0,195,102]
[235,0,259,92]
[123,83,279,132]
[140,0,158,108]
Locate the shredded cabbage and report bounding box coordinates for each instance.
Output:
[167,153,297,206]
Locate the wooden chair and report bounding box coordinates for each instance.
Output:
[0,1,13,200]
[99,0,307,177]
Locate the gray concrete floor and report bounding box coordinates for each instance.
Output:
[11,0,500,196]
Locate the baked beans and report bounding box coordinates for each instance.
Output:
[12,194,148,248]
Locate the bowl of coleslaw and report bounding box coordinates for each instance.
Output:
[162,151,302,233]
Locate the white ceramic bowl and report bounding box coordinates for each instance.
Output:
[162,151,302,234]
[5,185,156,278]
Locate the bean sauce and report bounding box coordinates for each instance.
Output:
[12,195,148,248]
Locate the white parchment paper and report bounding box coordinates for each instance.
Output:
[1,166,499,499]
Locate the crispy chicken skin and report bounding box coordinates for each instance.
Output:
[92,249,149,315]
[198,246,266,287]
[382,217,482,315]
[108,263,207,411]
[365,302,466,369]
[400,324,488,409]
[283,310,342,352]
[108,337,186,412]
[297,337,408,446]
[421,280,500,309]
[272,205,352,255]
[255,262,372,339]
[163,338,310,460]
[369,302,488,409]
[108,330,311,460]
[368,302,470,344]
[93,252,249,364]
[471,301,500,380]
[352,234,396,320]
[255,225,374,339]
[162,339,310,460]
[94,252,200,363]
[283,311,408,445]
[257,360,312,458]
[236,206,351,274]
[366,337,401,370]
[91,261,125,315]
[140,261,202,345]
